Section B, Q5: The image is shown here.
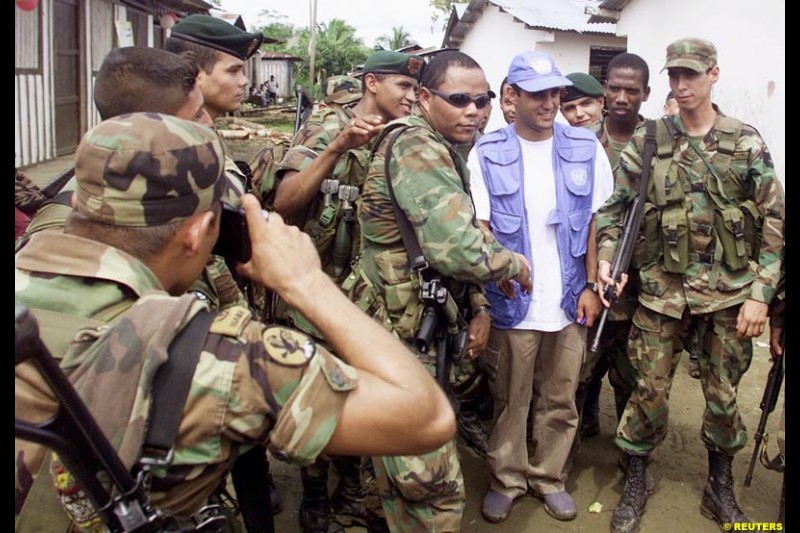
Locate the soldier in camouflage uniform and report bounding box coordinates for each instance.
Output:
[272,52,424,533]
[574,53,651,443]
[560,72,605,130]
[346,50,531,532]
[596,38,785,533]
[14,113,457,531]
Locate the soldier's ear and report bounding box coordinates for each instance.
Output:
[182,211,216,255]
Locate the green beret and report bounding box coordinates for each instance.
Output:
[170,14,263,61]
[75,112,227,227]
[363,50,425,81]
[663,37,717,73]
[322,75,362,105]
[562,73,604,102]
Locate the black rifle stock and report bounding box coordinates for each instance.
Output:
[40,165,75,199]
[590,121,657,353]
[14,304,160,532]
[744,331,784,487]
[294,85,313,134]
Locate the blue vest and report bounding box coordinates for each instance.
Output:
[475,122,597,328]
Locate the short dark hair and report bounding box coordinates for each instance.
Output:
[500,76,509,95]
[164,37,220,74]
[665,90,676,101]
[607,52,650,88]
[94,47,199,120]
[420,51,481,90]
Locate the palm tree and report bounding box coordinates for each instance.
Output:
[376,26,415,51]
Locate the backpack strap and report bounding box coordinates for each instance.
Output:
[140,309,218,465]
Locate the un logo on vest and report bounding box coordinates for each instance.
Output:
[570,168,588,186]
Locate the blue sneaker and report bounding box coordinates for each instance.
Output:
[481,490,514,523]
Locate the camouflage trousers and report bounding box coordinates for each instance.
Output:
[616,305,752,456]
[370,438,465,532]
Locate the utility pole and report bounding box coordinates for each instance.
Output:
[308,0,317,86]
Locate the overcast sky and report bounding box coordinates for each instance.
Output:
[219,0,447,49]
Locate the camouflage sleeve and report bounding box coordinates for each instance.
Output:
[741,126,784,304]
[596,130,643,264]
[212,318,357,466]
[277,112,340,175]
[15,170,46,214]
[388,129,520,283]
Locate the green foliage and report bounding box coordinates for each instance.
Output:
[429,0,456,31]
[287,19,370,88]
[376,26,415,51]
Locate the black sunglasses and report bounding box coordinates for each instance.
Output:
[427,88,492,109]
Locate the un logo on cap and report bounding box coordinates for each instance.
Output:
[529,57,552,74]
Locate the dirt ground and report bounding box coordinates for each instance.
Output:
[265,334,784,533]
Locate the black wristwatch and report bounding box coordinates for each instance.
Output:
[584,281,599,293]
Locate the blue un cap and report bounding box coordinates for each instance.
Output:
[507,51,573,94]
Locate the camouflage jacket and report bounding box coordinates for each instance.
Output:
[276,104,371,278]
[15,232,357,520]
[348,111,519,344]
[15,170,46,215]
[596,111,785,319]
[596,114,647,170]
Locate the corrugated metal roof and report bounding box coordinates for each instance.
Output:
[491,0,616,34]
[444,0,617,48]
[586,0,630,23]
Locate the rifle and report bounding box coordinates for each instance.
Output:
[590,121,657,353]
[744,326,785,487]
[15,304,163,532]
[294,85,314,134]
[40,165,75,199]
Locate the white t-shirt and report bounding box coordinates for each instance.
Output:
[468,133,613,331]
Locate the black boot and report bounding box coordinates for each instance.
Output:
[457,404,489,458]
[330,456,368,528]
[580,377,602,438]
[299,462,344,533]
[611,455,649,533]
[700,451,751,527]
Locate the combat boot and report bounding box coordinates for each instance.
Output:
[457,406,489,458]
[330,456,368,528]
[700,451,751,527]
[610,455,648,533]
[299,465,344,533]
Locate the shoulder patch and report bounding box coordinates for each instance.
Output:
[208,305,251,338]
[262,326,317,367]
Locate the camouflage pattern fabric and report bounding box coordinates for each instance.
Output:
[321,75,362,105]
[596,113,784,319]
[15,233,357,522]
[15,169,46,215]
[597,110,784,458]
[372,440,465,532]
[616,305,751,455]
[74,113,227,226]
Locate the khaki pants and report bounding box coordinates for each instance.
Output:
[485,324,584,497]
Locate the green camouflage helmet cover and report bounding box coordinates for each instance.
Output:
[662,37,717,73]
[322,75,363,105]
[74,112,226,227]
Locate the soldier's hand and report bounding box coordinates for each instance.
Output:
[329,114,385,153]
[769,325,783,358]
[735,299,768,339]
[237,194,323,295]
[514,254,532,294]
[466,313,491,359]
[597,260,627,307]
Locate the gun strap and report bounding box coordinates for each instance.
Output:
[143,309,217,459]
[382,125,433,282]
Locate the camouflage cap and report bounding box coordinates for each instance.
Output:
[74,112,227,227]
[662,37,717,73]
[363,50,425,81]
[170,14,263,61]
[563,72,604,102]
[322,75,363,105]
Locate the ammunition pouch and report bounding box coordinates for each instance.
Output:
[631,202,661,269]
[740,199,764,261]
[660,204,689,273]
[713,205,749,271]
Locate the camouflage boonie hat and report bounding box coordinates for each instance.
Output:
[322,75,363,105]
[363,50,426,81]
[74,112,226,227]
[662,37,717,73]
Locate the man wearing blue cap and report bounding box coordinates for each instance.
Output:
[468,50,614,523]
